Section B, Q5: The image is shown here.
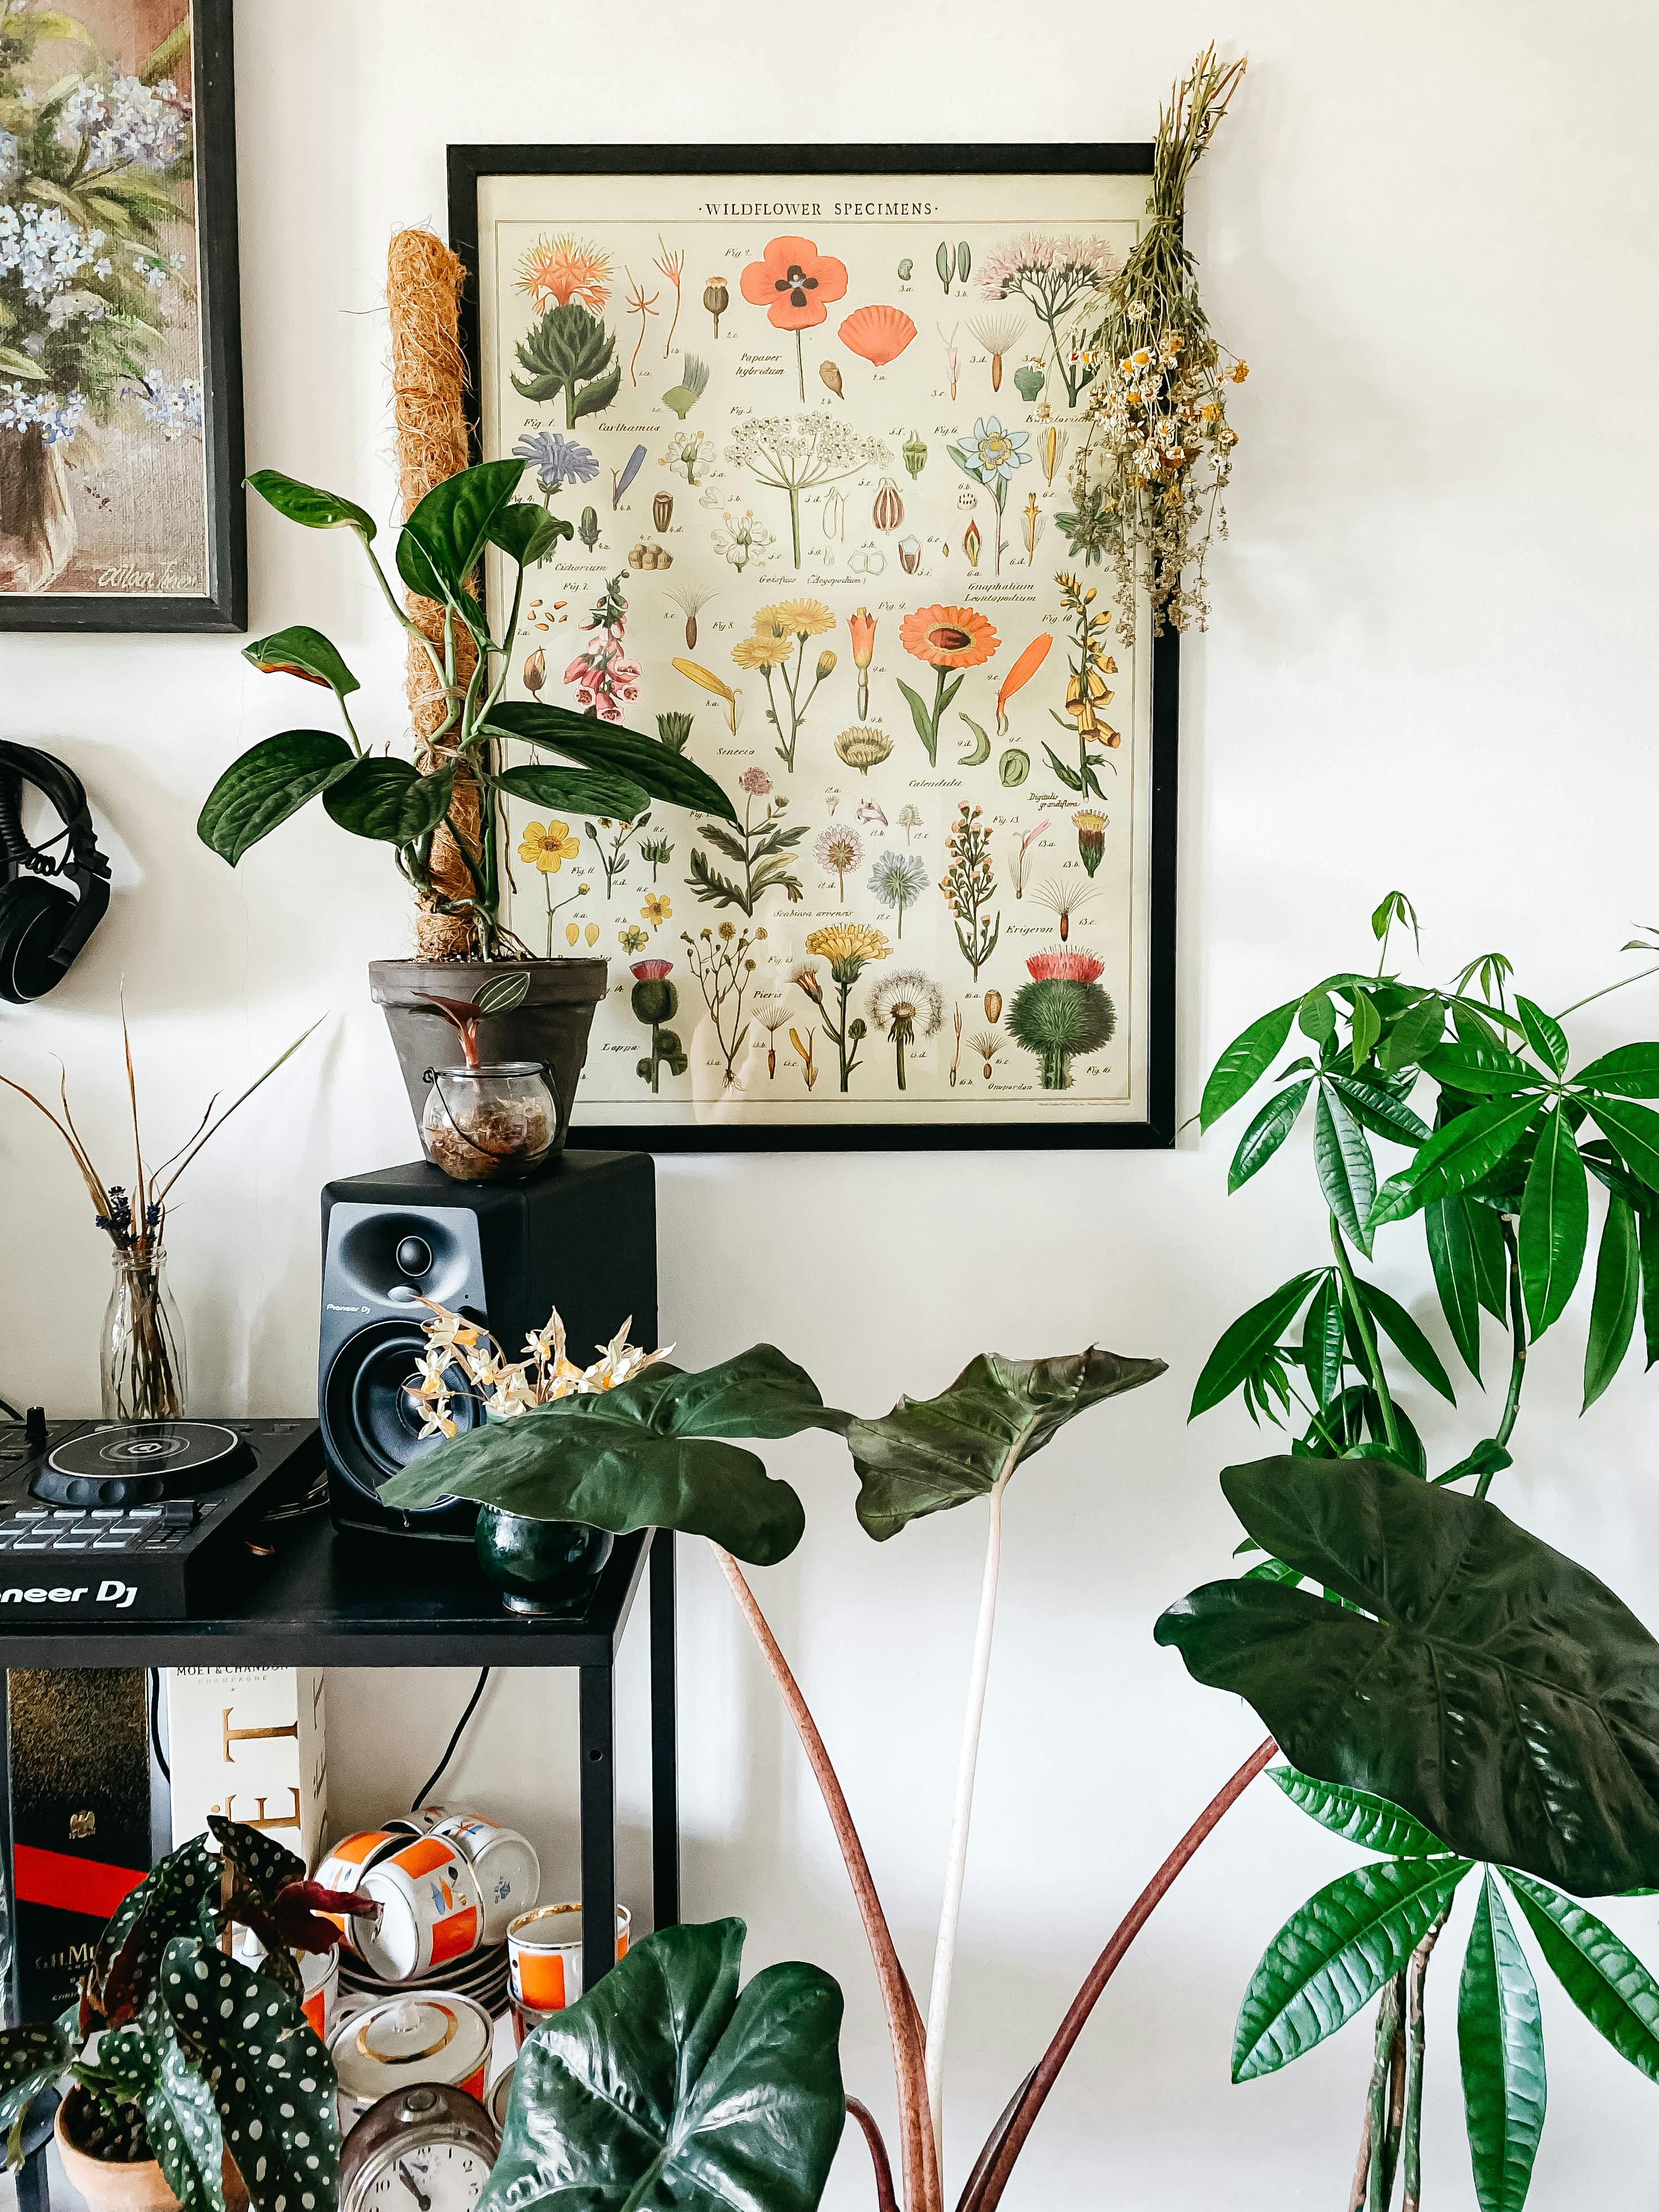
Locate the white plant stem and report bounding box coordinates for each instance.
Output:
[925,1456,1016,2164]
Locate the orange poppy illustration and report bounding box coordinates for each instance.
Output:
[740,235,849,399]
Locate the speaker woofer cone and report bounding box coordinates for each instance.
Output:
[322,1319,482,1508]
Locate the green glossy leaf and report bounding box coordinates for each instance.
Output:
[1350,987,1382,1070]
[242,623,358,697]
[1155,1454,1659,1893]
[1586,1096,1659,1194]
[1380,991,1446,1075]
[843,1346,1166,1541]
[1426,1196,1483,1380]
[197,732,353,865]
[485,701,739,825]
[1432,1439,1512,1490]
[1300,1274,1344,1407]
[1190,1273,1322,1419]
[1369,1097,1541,1232]
[1573,1044,1659,1099]
[479,1919,843,2212]
[0,2019,73,2164]
[492,764,651,819]
[322,758,455,844]
[157,1936,338,2212]
[1422,1042,1542,1096]
[1228,1080,1312,1192]
[1583,1193,1639,1411]
[1269,1765,1452,1857]
[245,468,376,539]
[1200,1000,1298,1129]
[488,501,573,568]
[1459,1871,1546,2212]
[1354,1281,1456,1402]
[1516,996,1568,1077]
[1518,1106,1588,1338]
[400,457,526,601]
[1314,1085,1375,1255]
[1638,1202,1659,1370]
[1505,1873,1659,2083]
[1231,1856,1470,2082]
[112,1992,225,2212]
[379,1347,846,1565]
[1298,988,1335,1044]
[473,971,531,1017]
[1325,1071,1431,1148]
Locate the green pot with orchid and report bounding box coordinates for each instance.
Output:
[407,1299,665,1612]
[197,455,738,1149]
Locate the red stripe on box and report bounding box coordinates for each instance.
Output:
[14,1843,146,1919]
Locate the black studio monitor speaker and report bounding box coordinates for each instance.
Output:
[319,1153,657,1542]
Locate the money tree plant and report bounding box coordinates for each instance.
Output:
[0,1818,365,2211]
[197,457,736,957]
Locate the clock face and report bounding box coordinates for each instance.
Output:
[363,2140,494,2212]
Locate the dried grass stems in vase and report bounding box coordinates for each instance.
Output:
[1070,45,1248,639]
[0,1014,320,1420]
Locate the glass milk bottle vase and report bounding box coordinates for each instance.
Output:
[102,1246,187,1421]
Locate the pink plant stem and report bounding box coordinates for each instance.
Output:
[958,1736,1277,2212]
[847,2098,900,2212]
[712,1546,940,2212]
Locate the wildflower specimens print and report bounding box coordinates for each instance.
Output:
[465,150,1172,1144]
[0,1,244,630]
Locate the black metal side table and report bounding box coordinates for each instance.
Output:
[0,1520,678,2206]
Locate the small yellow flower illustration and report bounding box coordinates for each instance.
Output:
[732,632,793,670]
[759,597,835,640]
[641,893,672,928]
[619,924,649,953]
[518,818,580,873]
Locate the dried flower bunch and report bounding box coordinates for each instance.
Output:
[1070,45,1248,638]
[408,1301,668,1435]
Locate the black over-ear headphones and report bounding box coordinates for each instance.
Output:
[0,743,111,1004]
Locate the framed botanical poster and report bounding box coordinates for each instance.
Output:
[451,144,1176,1150]
[0,0,245,630]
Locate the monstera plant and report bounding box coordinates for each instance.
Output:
[481,1918,846,2212]
[0,1818,356,2212]
[382,1338,1167,2212]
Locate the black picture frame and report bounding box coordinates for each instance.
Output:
[448,142,1176,1153]
[0,0,246,634]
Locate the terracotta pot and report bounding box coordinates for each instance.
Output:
[369,958,608,1164]
[55,2093,249,2212]
[0,427,77,593]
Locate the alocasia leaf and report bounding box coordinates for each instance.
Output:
[478,1919,844,2212]
[1155,1454,1659,1893]
[843,1347,1166,1541]
[378,1347,846,1565]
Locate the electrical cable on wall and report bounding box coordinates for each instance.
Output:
[149,1669,170,1783]
[411,1668,490,1811]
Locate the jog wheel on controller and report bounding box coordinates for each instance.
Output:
[32,1420,256,1508]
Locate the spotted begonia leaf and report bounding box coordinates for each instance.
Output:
[0,2018,73,2161]
[157,1938,339,2212]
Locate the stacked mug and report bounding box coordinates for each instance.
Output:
[507,1900,632,2044]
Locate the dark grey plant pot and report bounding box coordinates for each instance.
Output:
[369,959,608,1163]
[475,1504,614,1615]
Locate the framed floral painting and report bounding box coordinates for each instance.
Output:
[450,144,1176,1150]
[0,0,245,630]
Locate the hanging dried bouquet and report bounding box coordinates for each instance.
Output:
[1065,46,1248,640]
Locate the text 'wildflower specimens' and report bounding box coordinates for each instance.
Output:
[466,154,1172,1144]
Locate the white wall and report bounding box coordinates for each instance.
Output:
[6,2,1659,2202]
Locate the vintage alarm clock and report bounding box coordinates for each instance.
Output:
[338,2084,499,2212]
